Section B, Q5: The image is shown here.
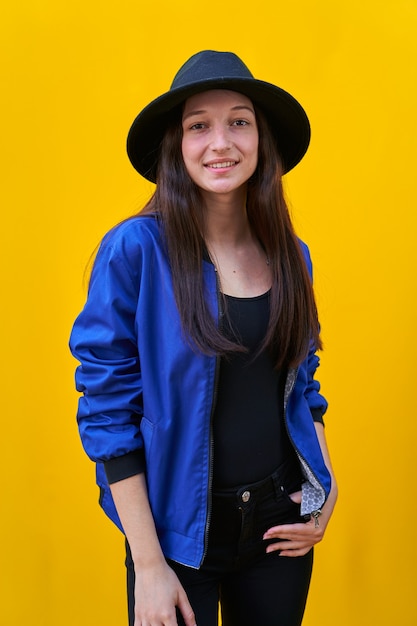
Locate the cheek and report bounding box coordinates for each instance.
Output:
[242,132,259,163]
[181,137,198,164]
[252,135,259,158]
[181,140,199,182]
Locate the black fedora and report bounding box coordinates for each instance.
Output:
[127,50,310,182]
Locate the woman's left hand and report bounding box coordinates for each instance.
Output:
[262,498,332,557]
[264,422,338,557]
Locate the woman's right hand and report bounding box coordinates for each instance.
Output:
[134,559,196,626]
[109,474,196,625]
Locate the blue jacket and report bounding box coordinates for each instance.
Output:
[70,215,331,568]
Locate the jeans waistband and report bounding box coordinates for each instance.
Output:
[212,456,301,506]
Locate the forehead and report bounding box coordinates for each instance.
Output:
[182,89,254,114]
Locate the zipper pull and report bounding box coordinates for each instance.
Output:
[311,509,322,528]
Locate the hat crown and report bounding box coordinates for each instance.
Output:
[170,50,254,90]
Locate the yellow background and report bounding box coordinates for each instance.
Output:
[1,1,416,624]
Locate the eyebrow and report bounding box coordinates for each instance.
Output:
[182,105,255,122]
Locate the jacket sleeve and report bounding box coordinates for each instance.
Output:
[305,346,328,424]
[299,240,328,424]
[69,232,146,478]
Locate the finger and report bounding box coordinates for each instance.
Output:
[288,490,302,504]
[265,530,318,543]
[266,539,308,553]
[263,522,313,539]
[266,531,323,554]
[277,546,312,557]
[266,538,314,553]
[177,587,197,626]
[265,531,322,548]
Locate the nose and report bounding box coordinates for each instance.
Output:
[210,124,231,152]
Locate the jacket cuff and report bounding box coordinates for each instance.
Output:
[311,408,325,425]
[104,450,146,484]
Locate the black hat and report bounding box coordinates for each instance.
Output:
[127,50,310,182]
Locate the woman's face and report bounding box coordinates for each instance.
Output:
[181,89,259,201]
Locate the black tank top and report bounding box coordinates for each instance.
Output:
[212,291,297,488]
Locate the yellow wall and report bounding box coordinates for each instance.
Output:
[1,1,416,624]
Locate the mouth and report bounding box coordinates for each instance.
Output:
[205,160,237,169]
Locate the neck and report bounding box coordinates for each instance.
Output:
[202,190,251,248]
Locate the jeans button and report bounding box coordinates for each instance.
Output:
[241,490,251,503]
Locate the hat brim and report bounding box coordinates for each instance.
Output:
[127,77,310,182]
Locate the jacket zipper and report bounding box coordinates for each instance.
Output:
[201,268,222,565]
[283,367,325,523]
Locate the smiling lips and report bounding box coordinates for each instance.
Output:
[205,160,237,169]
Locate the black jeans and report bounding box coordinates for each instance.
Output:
[126,457,313,626]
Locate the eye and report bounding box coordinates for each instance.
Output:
[189,122,206,131]
[232,119,249,126]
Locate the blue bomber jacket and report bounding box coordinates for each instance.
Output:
[70,215,332,569]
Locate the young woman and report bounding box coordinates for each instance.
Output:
[70,50,337,626]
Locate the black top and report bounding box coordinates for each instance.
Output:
[212,291,298,488]
[104,288,323,487]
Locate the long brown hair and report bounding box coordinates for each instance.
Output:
[141,104,322,368]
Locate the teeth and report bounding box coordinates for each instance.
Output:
[207,161,236,169]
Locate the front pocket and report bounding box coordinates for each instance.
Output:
[140,415,155,451]
[278,484,302,508]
